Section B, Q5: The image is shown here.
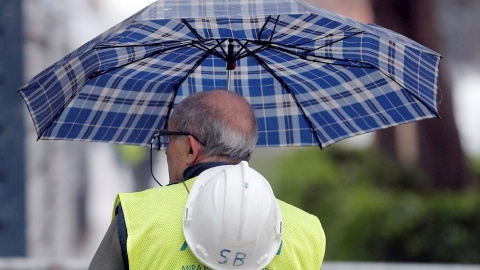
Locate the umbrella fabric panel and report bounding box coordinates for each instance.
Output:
[101,19,200,47]
[18,5,152,137]
[19,45,168,139]
[352,35,440,112]
[303,31,440,108]
[299,1,439,55]
[40,45,209,146]
[136,0,310,20]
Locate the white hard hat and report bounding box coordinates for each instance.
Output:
[183,161,283,270]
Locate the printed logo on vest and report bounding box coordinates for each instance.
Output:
[181,265,212,270]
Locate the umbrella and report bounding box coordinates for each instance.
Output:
[18,0,441,150]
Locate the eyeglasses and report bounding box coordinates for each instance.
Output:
[153,130,206,146]
[149,130,205,187]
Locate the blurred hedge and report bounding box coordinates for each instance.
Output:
[253,147,480,263]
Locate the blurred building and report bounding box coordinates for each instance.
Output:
[0,0,26,257]
[22,0,136,263]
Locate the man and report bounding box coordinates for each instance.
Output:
[89,89,326,269]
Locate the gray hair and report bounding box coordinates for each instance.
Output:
[170,91,258,161]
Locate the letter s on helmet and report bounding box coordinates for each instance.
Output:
[183,161,283,270]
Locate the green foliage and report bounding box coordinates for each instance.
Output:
[469,157,480,184]
[117,145,148,165]
[258,146,480,263]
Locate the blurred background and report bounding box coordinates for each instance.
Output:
[0,0,479,269]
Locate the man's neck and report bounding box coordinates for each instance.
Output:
[182,162,235,181]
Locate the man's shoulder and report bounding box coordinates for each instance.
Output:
[116,181,194,212]
[275,198,326,255]
[120,179,194,200]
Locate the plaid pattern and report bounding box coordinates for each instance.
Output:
[18,0,441,149]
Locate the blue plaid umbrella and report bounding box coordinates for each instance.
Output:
[18,0,441,149]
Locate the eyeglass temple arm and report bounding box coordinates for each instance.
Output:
[150,132,163,187]
[151,132,159,144]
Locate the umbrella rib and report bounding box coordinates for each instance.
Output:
[239,42,269,59]
[305,31,365,53]
[237,13,279,46]
[255,25,364,56]
[241,15,281,59]
[246,49,324,149]
[233,40,249,60]
[192,42,226,60]
[257,15,272,40]
[95,39,195,49]
[181,19,229,61]
[162,44,222,131]
[293,27,359,47]
[211,39,231,60]
[249,40,374,69]
[94,39,227,66]
[215,39,228,57]
[181,19,204,41]
[268,15,281,44]
[90,41,201,79]
[269,44,375,68]
[249,29,365,55]
[241,15,280,58]
[300,55,374,68]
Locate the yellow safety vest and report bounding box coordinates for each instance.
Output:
[114,177,325,269]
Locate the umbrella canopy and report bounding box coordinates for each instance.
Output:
[18,0,441,149]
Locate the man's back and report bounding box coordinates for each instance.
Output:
[116,175,325,269]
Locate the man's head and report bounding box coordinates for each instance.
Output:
[165,89,258,183]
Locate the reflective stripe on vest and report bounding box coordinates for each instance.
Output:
[114,178,326,269]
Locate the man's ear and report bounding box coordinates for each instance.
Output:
[185,135,200,165]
